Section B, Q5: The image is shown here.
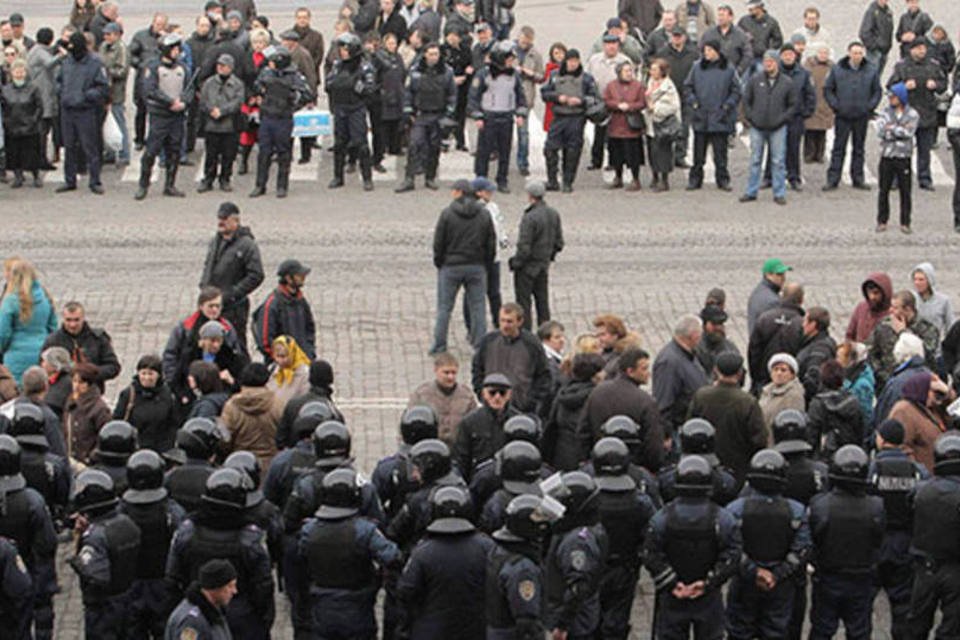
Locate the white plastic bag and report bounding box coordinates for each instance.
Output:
[102,110,123,153]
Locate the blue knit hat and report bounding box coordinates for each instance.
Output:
[889,82,909,106]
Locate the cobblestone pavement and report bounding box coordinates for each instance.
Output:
[9,0,960,637]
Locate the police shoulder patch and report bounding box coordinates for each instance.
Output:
[570,549,586,570]
[179,627,198,640]
[79,545,95,566]
[518,579,536,601]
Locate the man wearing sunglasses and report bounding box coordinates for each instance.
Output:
[453,373,521,481]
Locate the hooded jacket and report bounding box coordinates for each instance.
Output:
[700,25,752,75]
[911,262,954,353]
[433,196,496,268]
[845,272,893,343]
[807,389,864,458]
[542,378,596,471]
[222,385,281,467]
[824,56,882,120]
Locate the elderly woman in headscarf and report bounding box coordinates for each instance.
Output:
[266,335,312,410]
[889,371,952,473]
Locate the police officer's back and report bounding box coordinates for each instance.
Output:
[591,437,656,640]
[469,413,544,511]
[397,486,494,639]
[657,418,739,505]
[224,451,283,569]
[479,440,543,534]
[165,418,221,514]
[296,468,402,639]
[583,415,663,508]
[771,409,829,505]
[68,468,142,638]
[543,471,609,639]
[166,467,275,639]
[263,406,326,511]
[119,449,187,638]
[372,405,439,524]
[0,536,32,639]
[325,33,378,190]
[725,449,812,640]
[808,445,885,640]
[91,420,138,495]
[7,403,70,524]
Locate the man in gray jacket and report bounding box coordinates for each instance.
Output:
[99,23,129,165]
[25,28,64,169]
[509,180,563,331]
[746,257,791,334]
[198,54,245,192]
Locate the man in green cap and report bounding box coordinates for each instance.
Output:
[747,258,792,334]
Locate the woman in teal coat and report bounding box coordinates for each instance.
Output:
[0,259,57,384]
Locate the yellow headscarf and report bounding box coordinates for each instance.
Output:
[272,335,312,387]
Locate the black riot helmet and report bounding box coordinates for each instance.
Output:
[10,403,47,448]
[176,417,222,460]
[600,415,642,449]
[317,467,361,519]
[494,493,557,543]
[499,441,542,494]
[96,420,139,464]
[72,468,118,515]
[0,435,25,493]
[556,471,599,517]
[503,414,541,444]
[299,400,338,422]
[124,449,168,504]
[337,32,362,59]
[224,451,264,507]
[312,421,351,464]
[746,448,788,494]
[201,467,248,511]
[829,444,870,490]
[293,413,325,441]
[270,44,292,69]
[411,438,452,484]
[489,40,515,70]
[591,437,635,492]
[934,431,960,476]
[400,405,439,445]
[159,33,182,59]
[426,485,475,535]
[679,419,715,455]
[675,454,713,497]
[772,409,812,455]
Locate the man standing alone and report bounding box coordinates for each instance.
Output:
[510,180,563,332]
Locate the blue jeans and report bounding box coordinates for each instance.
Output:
[516,118,529,171]
[746,125,786,198]
[866,49,888,79]
[110,102,130,162]
[431,264,487,353]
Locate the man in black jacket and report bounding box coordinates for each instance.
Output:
[796,306,837,402]
[748,282,804,393]
[41,301,120,388]
[252,259,316,363]
[509,180,563,331]
[737,0,782,66]
[740,49,795,205]
[128,13,167,150]
[453,373,520,480]
[701,5,752,77]
[430,179,496,354]
[887,38,947,191]
[199,202,265,352]
[655,26,698,167]
[859,0,894,76]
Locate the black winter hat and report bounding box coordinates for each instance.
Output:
[309,359,334,388]
[240,362,271,387]
[199,559,237,589]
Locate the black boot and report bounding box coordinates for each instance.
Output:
[424,155,439,190]
[298,143,311,165]
[197,176,214,193]
[544,148,560,190]
[359,149,374,191]
[395,169,415,193]
[249,153,270,197]
[561,147,581,193]
[328,152,345,188]
[163,163,185,197]
[134,156,154,200]
[238,146,251,175]
[11,170,23,188]
[276,159,290,198]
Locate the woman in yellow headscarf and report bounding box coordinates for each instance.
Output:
[267,335,312,410]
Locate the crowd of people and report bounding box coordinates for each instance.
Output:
[0,0,959,225]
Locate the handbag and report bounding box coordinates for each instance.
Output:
[626,111,645,131]
[654,113,682,140]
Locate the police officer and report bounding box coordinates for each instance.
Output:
[469,40,528,193]
[541,470,607,639]
[372,405,440,523]
[296,468,402,639]
[0,435,57,640]
[397,485,495,639]
[479,440,543,533]
[165,558,237,640]
[808,445,885,640]
[643,455,741,640]
[584,414,662,508]
[264,408,327,511]
[0,536,32,638]
[7,403,70,529]
[395,42,457,193]
[868,419,927,639]
[224,450,283,572]
[487,494,552,639]
[248,45,313,198]
[166,467,275,639]
[540,48,598,192]
[906,430,960,637]
[68,468,142,639]
[469,413,544,512]
[165,417,221,513]
[592,437,656,640]
[119,449,186,638]
[326,33,378,191]
[657,418,739,505]
[770,408,828,640]
[135,33,192,200]
[91,420,138,494]
[725,449,812,640]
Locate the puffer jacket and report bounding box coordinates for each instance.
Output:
[824,56,882,120]
[542,379,596,471]
[807,389,864,457]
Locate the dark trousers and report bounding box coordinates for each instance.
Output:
[186,96,202,152]
[764,117,804,183]
[125,578,173,639]
[475,114,514,186]
[140,113,184,186]
[878,156,912,226]
[222,299,250,353]
[84,598,129,640]
[804,129,826,163]
[786,573,807,640]
[381,119,402,155]
[203,131,239,183]
[333,105,371,180]
[809,572,874,640]
[675,102,692,164]
[590,122,607,167]
[598,565,639,640]
[916,125,936,187]
[725,574,795,639]
[906,560,960,639]
[608,137,643,179]
[874,532,914,640]
[406,112,442,179]
[40,117,55,166]
[688,131,730,187]
[951,129,960,227]
[827,116,868,186]
[368,100,385,164]
[544,116,585,186]
[299,136,317,161]
[61,108,102,187]
[134,95,147,146]
[464,260,502,330]
[513,263,549,331]
[656,590,725,640]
